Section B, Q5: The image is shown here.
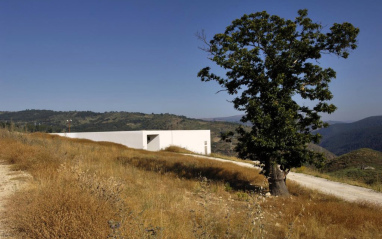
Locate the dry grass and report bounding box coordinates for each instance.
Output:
[163,146,257,166]
[162,145,194,154]
[262,182,382,238]
[209,152,258,165]
[0,129,381,238]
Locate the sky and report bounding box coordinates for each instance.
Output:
[1,0,381,121]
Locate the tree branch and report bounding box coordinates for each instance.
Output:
[195,30,212,53]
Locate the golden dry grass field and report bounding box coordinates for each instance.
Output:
[0,129,381,238]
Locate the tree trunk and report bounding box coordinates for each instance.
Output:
[265,162,289,196]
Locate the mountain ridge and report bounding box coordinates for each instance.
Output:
[201,114,350,125]
[317,115,382,155]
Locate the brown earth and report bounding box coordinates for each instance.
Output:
[0,161,31,238]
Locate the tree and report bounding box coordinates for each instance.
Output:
[220,131,235,155]
[197,9,359,196]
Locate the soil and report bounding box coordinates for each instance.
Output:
[0,161,31,238]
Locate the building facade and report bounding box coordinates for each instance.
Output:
[52,130,211,155]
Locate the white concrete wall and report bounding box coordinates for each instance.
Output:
[52,130,211,155]
[143,130,211,154]
[53,131,145,149]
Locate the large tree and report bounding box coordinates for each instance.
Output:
[198,9,359,196]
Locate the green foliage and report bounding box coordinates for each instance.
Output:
[236,191,250,201]
[224,182,233,192]
[220,131,234,143]
[198,9,359,175]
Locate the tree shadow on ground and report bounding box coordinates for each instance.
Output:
[116,156,264,193]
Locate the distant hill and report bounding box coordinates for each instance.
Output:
[323,148,382,186]
[307,143,337,161]
[316,116,382,155]
[325,120,351,125]
[0,110,335,158]
[200,115,244,124]
[201,115,347,126]
[0,110,242,156]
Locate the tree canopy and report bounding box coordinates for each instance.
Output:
[198,9,359,195]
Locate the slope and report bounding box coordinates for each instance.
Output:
[317,116,382,155]
[323,148,382,187]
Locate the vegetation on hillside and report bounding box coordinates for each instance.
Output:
[307,143,337,161]
[317,116,382,155]
[296,148,382,192]
[325,148,382,187]
[0,129,381,238]
[0,109,240,156]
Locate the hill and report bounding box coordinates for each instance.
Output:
[2,129,381,238]
[316,116,382,155]
[200,115,244,124]
[307,143,337,161]
[0,110,335,158]
[322,148,382,187]
[0,110,241,155]
[325,148,382,172]
[201,115,347,126]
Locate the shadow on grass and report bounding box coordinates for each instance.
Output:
[116,156,263,193]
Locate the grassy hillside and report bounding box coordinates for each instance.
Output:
[324,148,382,186]
[317,116,382,155]
[296,148,382,192]
[0,129,381,238]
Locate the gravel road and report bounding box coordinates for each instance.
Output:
[185,154,382,205]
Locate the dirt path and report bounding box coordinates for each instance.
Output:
[185,154,382,205]
[0,161,31,238]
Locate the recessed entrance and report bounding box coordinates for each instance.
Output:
[147,134,160,151]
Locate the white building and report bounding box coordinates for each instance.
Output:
[53,130,211,155]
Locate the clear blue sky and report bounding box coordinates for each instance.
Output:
[1,0,381,121]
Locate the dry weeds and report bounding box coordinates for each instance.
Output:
[0,129,381,238]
